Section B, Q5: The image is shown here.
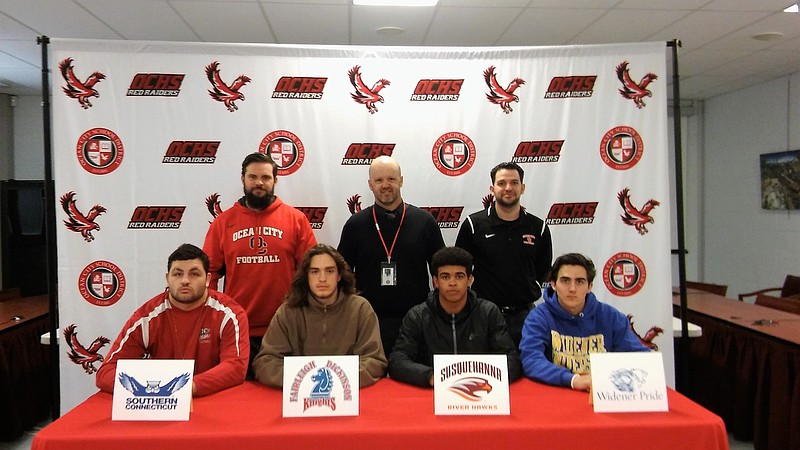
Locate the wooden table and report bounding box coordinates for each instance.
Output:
[673,288,800,450]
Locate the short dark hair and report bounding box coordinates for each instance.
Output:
[430,247,473,277]
[490,161,524,184]
[285,244,357,307]
[167,243,209,273]
[241,152,278,178]
[547,253,596,283]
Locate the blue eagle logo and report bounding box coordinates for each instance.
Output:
[609,368,647,392]
[117,372,191,397]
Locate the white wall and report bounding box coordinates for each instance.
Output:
[12,95,45,180]
[703,77,800,299]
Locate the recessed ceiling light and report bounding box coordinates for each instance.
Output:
[376,26,405,36]
[354,0,438,6]
[784,3,799,13]
[751,32,784,42]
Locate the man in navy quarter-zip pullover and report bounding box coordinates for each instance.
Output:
[388,247,522,388]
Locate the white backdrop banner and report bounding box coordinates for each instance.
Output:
[50,38,672,413]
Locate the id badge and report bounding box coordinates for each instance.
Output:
[380,262,397,286]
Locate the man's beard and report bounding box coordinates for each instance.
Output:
[494,194,520,208]
[244,187,274,210]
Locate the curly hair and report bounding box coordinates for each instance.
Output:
[285,244,356,307]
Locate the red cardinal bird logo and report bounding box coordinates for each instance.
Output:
[346,194,362,215]
[59,57,105,109]
[618,188,660,235]
[205,193,223,223]
[60,191,106,242]
[63,324,110,374]
[484,65,525,114]
[348,66,390,114]
[205,61,251,112]
[627,315,663,351]
[616,61,657,109]
[448,377,493,401]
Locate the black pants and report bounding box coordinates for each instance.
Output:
[246,335,262,380]
[501,304,534,349]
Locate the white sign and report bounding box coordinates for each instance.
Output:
[433,354,510,415]
[112,359,194,421]
[590,352,668,413]
[282,355,359,417]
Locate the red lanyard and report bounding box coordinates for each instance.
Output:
[372,203,406,264]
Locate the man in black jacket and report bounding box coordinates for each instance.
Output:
[388,247,522,387]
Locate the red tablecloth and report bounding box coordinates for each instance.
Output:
[32,378,727,450]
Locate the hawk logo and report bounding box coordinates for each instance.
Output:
[603,252,646,297]
[627,315,663,351]
[512,140,563,163]
[617,188,660,235]
[341,143,395,165]
[78,260,127,307]
[63,324,110,375]
[348,65,390,114]
[298,207,328,230]
[410,79,463,101]
[483,66,524,114]
[59,57,105,109]
[205,193,223,223]
[546,202,598,225]
[118,372,191,396]
[346,194,362,215]
[615,61,657,109]
[127,73,184,97]
[448,377,492,401]
[127,206,185,229]
[258,130,306,176]
[60,191,106,242]
[482,194,494,209]
[544,76,596,99]
[272,76,326,99]
[205,61,251,112]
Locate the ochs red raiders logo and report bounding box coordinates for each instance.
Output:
[78,260,126,307]
[544,76,596,99]
[259,130,305,176]
[512,140,564,164]
[59,57,105,109]
[545,202,598,225]
[297,207,328,230]
[163,140,219,164]
[420,206,464,229]
[127,206,185,229]
[76,128,124,175]
[432,132,476,177]
[341,143,395,166]
[410,79,463,101]
[603,252,647,297]
[127,73,185,97]
[600,126,643,170]
[272,76,327,99]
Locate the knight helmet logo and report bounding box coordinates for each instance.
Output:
[205,61,251,112]
[205,193,223,223]
[617,188,660,235]
[59,57,105,109]
[63,324,110,375]
[615,61,657,109]
[348,65,390,114]
[60,191,106,242]
[483,65,524,114]
[346,194,362,215]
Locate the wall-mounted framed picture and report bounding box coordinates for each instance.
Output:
[760,149,800,210]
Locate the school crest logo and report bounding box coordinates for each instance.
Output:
[258,130,305,176]
[78,260,127,307]
[431,131,476,176]
[603,252,646,297]
[76,128,124,175]
[600,126,643,170]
